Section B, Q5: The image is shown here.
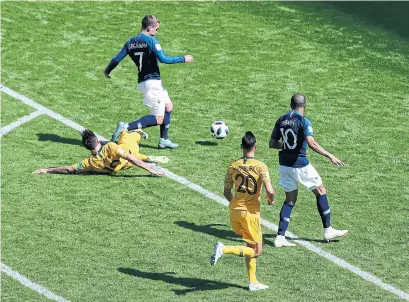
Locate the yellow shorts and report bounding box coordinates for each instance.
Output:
[118,131,140,154]
[114,131,147,172]
[230,210,262,245]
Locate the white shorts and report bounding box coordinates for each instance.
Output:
[279,164,323,192]
[138,79,171,116]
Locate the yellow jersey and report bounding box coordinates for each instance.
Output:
[224,157,271,213]
[72,131,149,174]
[72,142,127,174]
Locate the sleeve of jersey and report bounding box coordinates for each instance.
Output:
[72,158,90,172]
[224,166,234,189]
[104,44,128,74]
[150,38,185,64]
[271,120,281,140]
[260,164,271,183]
[303,118,314,137]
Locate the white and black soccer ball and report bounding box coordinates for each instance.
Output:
[210,121,229,139]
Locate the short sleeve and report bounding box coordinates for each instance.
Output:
[303,117,314,137]
[271,119,281,140]
[224,165,233,189]
[259,163,271,183]
[72,158,89,172]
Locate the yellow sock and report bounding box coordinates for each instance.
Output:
[245,256,257,283]
[222,246,255,257]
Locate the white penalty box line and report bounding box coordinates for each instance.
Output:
[1,110,43,136]
[0,85,106,142]
[1,264,70,302]
[1,84,409,301]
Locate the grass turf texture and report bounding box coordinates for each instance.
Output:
[1,1,409,301]
[0,92,36,127]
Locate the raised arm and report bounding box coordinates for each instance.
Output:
[155,49,188,64]
[305,136,344,167]
[151,37,193,64]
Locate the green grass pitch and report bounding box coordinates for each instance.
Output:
[1,1,408,301]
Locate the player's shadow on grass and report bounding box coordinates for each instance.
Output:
[118,268,247,295]
[65,172,152,178]
[175,220,331,245]
[138,143,162,150]
[195,140,218,146]
[37,133,82,146]
[112,174,162,178]
[175,220,275,246]
[284,235,339,244]
[175,221,241,242]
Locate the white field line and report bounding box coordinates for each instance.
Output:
[0,85,106,142]
[1,110,43,136]
[1,84,409,301]
[1,264,70,302]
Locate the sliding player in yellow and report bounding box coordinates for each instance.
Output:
[33,129,167,176]
[210,131,276,291]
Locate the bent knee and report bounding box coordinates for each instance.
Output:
[314,185,326,196]
[156,116,164,125]
[248,243,262,257]
[165,102,173,112]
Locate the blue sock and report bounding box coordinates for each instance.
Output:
[160,111,172,139]
[128,115,157,130]
[277,202,294,236]
[316,194,331,228]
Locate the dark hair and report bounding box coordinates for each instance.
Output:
[141,15,160,29]
[81,129,99,150]
[290,93,306,109]
[241,131,256,150]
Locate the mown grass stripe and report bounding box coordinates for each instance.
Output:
[2,84,409,301]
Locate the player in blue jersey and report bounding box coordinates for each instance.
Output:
[269,93,348,247]
[104,15,193,149]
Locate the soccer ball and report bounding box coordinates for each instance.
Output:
[210,121,229,139]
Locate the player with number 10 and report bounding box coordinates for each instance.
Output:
[269,93,348,247]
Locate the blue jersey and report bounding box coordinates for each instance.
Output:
[105,33,185,83]
[271,111,314,168]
